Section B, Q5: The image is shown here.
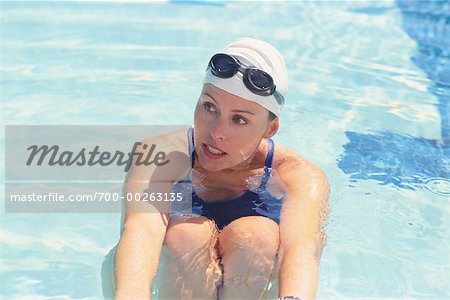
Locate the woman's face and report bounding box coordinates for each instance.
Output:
[193,83,278,172]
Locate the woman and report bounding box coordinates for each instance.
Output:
[114,38,329,300]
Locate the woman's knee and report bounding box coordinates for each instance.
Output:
[216,217,279,295]
[163,215,217,254]
[161,215,223,296]
[218,216,280,258]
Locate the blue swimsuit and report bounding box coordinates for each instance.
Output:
[172,127,282,230]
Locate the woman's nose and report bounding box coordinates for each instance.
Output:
[209,117,227,141]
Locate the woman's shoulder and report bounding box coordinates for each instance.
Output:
[271,141,327,183]
[140,127,190,154]
[130,127,192,182]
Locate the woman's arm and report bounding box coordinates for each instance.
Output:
[114,167,173,299]
[276,159,330,300]
[114,133,191,299]
[114,210,168,300]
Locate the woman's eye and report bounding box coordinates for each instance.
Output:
[233,115,248,125]
[203,102,217,113]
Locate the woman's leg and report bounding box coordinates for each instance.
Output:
[217,216,280,300]
[159,215,222,300]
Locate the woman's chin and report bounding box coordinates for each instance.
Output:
[198,161,224,172]
[197,156,227,172]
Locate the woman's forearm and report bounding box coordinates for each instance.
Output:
[278,241,320,300]
[114,215,166,300]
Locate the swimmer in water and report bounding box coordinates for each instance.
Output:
[114,37,330,300]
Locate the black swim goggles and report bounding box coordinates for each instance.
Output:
[207,53,285,105]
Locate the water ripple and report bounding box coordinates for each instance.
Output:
[422,177,450,196]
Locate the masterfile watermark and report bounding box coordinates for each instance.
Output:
[5,125,193,213]
[26,142,169,172]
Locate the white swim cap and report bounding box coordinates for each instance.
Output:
[203,37,288,117]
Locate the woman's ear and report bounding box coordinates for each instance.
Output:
[263,118,279,138]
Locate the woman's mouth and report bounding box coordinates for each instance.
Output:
[202,143,227,158]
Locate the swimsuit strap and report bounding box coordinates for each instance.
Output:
[188,127,274,188]
[259,138,274,189]
[188,127,195,168]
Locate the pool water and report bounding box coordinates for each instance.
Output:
[1,0,449,299]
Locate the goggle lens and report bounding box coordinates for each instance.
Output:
[246,69,273,91]
[209,54,239,78]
